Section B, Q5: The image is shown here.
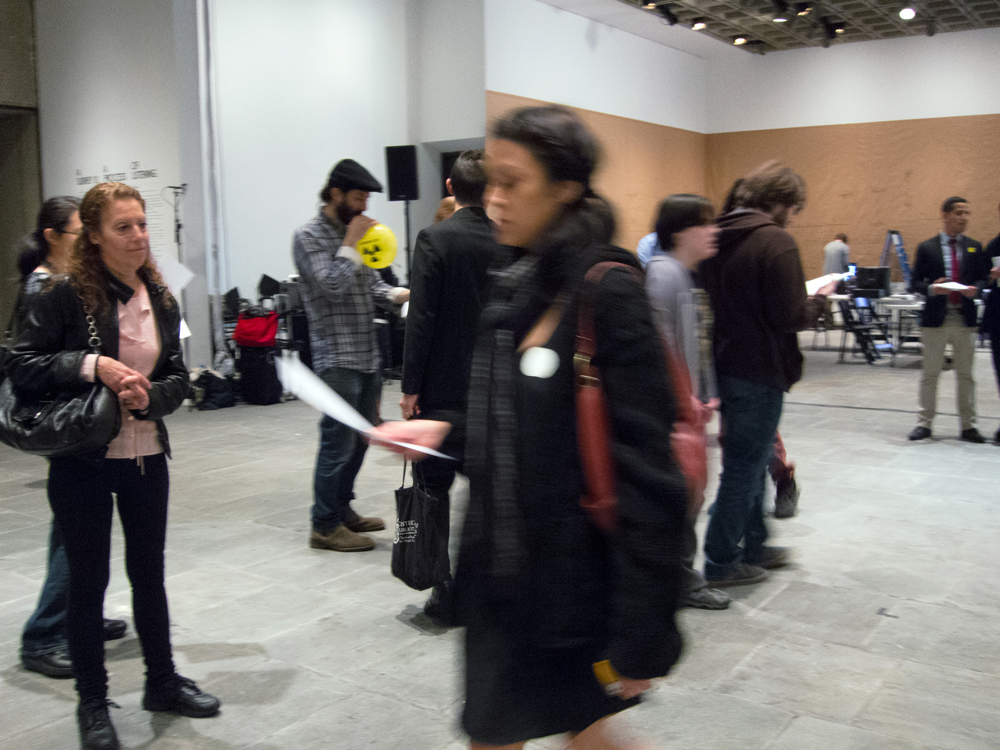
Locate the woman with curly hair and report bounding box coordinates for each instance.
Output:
[7,182,219,750]
[373,106,687,749]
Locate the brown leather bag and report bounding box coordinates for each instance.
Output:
[574,262,641,533]
[575,261,709,532]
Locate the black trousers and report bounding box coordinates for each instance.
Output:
[48,453,175,700]
[991,331,1000,395]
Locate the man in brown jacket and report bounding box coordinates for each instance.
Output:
[699,162,836,587]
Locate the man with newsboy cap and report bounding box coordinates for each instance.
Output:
[293,159,410,552]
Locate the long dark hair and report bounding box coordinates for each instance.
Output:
[655,194,715,251]
[69,182,171,318]
[16,196,80,281]
[490,105,616,297]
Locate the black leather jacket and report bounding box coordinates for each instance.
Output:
[7,269,187,458]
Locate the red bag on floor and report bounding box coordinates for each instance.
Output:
[233,312,278,347]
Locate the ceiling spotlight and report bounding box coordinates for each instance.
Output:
[774,14,788,22]
[691,18,707,30]
[654,4,679,24]
[834,22,846,33]
[899,6,916,20]
[796,3,812,16]
[733,36,747,45]
[772,0,789,21]
[644,2,656,8]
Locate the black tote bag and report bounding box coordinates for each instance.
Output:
[391,462,450,591]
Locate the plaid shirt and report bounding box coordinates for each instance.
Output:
[293,211,396,374]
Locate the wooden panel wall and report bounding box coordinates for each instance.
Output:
[486,92,1000,280]
[486,91,706,252]
[706,115,1000,279]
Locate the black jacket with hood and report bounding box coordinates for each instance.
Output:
[699,210,824,392]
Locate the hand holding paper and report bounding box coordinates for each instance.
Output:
[805,273,845,296]
[275,353,453,460]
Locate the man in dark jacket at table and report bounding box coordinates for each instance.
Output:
[699,161,835,587]
[400,149,500,622]
[908,197,991,443]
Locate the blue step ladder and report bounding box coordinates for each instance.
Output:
[878,230,912,288]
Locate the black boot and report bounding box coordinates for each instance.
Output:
[143,674,220,718]
[77,698,119,750]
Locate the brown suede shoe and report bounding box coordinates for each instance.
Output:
[342,507,386,533]
[309,524,375,552]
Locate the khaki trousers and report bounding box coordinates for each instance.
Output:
[918,309,977,429]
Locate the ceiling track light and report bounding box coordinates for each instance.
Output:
[733,36,748,45]
[795,2,812,16]
[653,3,679,25]
[691,18,707,30]
[771,0,789,21]
[899,6,917,20]
[821,16,846,41]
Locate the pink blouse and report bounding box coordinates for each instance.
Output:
[81,284,163,458]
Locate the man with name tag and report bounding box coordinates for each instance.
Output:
[908,196,992,443]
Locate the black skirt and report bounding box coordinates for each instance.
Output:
[461,600,640,745]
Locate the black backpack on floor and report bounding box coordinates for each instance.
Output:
[235,346,282,405]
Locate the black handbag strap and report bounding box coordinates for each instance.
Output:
[3,285,26,346]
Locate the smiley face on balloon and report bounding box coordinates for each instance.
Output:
[356,224,397,269]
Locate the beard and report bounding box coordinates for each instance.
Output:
[335,201,362,225]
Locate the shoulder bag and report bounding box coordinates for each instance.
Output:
[575,261,708,532]
[0,304,122,457]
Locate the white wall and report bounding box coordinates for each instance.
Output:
[35,0,182,256]
[707,28,1000,133]
[34,0,214,365]
[209,0,412,295]
[485,0,709,134]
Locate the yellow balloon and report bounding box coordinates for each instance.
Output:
[356,224,397,269]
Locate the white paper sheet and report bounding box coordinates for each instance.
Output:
[275,353,453,460]
[805,273,846,295]
[157,252,196,295]
[935,281,972,291]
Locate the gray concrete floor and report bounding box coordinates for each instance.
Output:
[1,338,999,749]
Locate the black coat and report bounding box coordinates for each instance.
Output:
[7,270,188,457]
[402,206,499,409]
[458,243,687,681]
[910,234,990,328]
[980,234,1000,335]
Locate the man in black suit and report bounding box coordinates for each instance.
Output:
[400,149,500,621]
[908,197,992,443]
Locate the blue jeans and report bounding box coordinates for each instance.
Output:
[311,367,381,532]
[704,376,784,578]
[21,519,70,656]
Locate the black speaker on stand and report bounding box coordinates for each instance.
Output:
[385,145,419,280]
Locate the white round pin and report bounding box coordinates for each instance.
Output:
[520,347,560,379]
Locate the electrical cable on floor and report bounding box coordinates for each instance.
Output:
[784,401,1000,420]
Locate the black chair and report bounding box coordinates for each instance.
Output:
[838,299,891,364]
